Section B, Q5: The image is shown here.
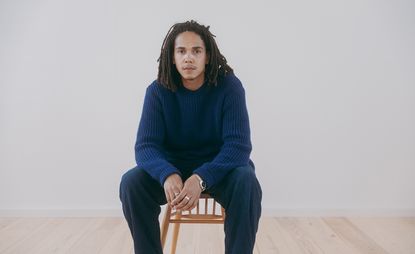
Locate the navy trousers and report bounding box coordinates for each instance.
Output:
[119,164,262,254]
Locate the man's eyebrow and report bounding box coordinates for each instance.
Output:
[175,46,204,49]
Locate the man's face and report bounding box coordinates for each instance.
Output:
[173,31,209,86]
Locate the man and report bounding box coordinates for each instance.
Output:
[119,20,262,254]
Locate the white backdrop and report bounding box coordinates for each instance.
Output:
[1,0,414,216]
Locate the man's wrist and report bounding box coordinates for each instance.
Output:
[193,174,206,191]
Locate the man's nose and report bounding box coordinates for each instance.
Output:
[184,53,194,62]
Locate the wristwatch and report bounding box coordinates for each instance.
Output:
[194,174,206,191]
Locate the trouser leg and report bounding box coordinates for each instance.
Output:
[208,164,262,254]
[119,166,167,254]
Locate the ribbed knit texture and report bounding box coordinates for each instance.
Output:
[134,73,254,188]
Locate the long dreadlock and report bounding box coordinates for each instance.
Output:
[157,20,234,91]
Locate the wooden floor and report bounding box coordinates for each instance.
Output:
[0,217,414,254]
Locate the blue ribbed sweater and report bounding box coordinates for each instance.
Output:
[134,73,254,189]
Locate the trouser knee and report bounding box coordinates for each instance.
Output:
[119,166,166,206]
[231,165,262,202]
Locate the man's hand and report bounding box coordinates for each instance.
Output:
[163,173,183,206]
[171,175,202,211]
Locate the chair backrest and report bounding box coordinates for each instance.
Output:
[161,193,225,253]
[167,193,225,224]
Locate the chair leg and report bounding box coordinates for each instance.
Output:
[160,205,171,249]
[170,211,182,254]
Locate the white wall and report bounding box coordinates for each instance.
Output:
[1,0,414,216]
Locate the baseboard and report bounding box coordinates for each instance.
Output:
[0,208,125,217]
[262,207,415,217]
[0,207,414,217]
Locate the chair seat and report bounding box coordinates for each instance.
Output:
[168,213,225,223]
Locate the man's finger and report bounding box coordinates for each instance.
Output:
[170,188,182,204]
[174,194,191,210]
[165,190,171,205]
[171,190,180,205]
[174,196,189,209]
[182,196,196,211]
[171,191,186,206]
[169,190,177,206]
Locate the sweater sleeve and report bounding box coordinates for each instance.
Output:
[193,80,252,189]
[135,84,181,186]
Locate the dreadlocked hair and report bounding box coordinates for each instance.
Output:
[157,20,234,91]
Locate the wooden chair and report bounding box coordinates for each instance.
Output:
[160,193,226,254]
